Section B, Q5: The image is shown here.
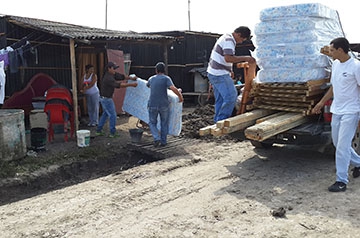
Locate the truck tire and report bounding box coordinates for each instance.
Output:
[250,140,273,149]
[352,124,360,154]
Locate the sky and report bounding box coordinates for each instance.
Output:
[2,0,359,43]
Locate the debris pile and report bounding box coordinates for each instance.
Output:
[180,105,214,139]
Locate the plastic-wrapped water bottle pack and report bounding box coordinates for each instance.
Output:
[254,3,344,83]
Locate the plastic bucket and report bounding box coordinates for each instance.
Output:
[76,130,90,147]
[129,128,144,143]
[31,127,47,151]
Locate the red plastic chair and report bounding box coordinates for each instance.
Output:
[44,86,75,142]
[46,87,73,110]
[44,103,73,142]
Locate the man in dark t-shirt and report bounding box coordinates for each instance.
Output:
[146,62,183,147]
[96,62,137,138]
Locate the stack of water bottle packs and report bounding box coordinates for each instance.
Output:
[254,3,344,83]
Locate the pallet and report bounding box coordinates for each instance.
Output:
[127,137,196,160]
[253,78,329,115]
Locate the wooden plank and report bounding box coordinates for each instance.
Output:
[259,88,308,95]
[199,125,216,136]
[256,78,329,90]
[211,127,223,137]
[254,104,310,114]
[223,109,275,127]
[258,99,316,108]
[305,89,325,97]
[254,95,322,103]
[222,120,256,134]
[259,83,308,90]
[255,112,287,124]
[216,120,225,129]
[307,84,325,92]
[258,87,325,96]
[305,78,330,86]
[245,113,309,141]
[245,118,308,141]
[256,91,324,99]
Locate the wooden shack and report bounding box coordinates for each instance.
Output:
[0,14,174,129]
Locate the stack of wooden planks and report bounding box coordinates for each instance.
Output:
[252,78,329,115]
[199,109,275,137]
[244,112,309,141]
[198,109,309,141]
[198,78,328,141]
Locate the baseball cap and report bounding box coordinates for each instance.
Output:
[107,62,119,69]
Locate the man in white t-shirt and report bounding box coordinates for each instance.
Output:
[312,37,360,192]
[207,26,256,122]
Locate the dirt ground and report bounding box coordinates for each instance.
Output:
[1,104,360,238]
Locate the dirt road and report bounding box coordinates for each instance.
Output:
[1,132,360,237]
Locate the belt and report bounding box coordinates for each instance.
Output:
[100,96,111,99]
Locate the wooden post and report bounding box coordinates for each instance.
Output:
[69,39,79,132]
[238,62,249,114]
[163,42,168,74]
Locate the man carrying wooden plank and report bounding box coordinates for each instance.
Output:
[312,37,360,192]
[207,26,256,123]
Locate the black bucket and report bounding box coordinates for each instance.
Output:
[129,128,144,143]
[31,127,47,151]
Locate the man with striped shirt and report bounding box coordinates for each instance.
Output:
[207,26,256,122]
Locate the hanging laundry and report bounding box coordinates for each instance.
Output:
[0,60,5,104]
[8,49,19,73]
[7,41,31,74]
[0,52,9,67]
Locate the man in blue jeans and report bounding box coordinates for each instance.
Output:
[96,62,137,138]
[146,62,183,147]
[207,26,256,122]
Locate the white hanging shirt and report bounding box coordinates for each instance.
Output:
[0,60,5,104]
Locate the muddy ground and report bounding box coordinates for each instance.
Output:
[1,104,360,237]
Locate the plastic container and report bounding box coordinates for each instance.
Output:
[129,128,144,143]
[76,130,90,147]
[0,109,27,161]
[31,127,47,151]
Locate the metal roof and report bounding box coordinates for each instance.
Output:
[1,14,174,42]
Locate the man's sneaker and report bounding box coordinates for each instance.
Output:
[95,131,105,136]
[328,181,346,192]
[353,167,360,178]
[109,133,120,138]
[153,141,160,147]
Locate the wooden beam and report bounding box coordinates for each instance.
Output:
[223,109,275,127]
[255,111,287,124]
[216,119,225,129]
[210,127,223,137]
[69,39,79,132]
[222,120,255,134]
[245,112,309,141]
[199,125,216,136]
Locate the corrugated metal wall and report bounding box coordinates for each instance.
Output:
[2,20,219,97]
[122,31,219,93]
[4,21,73,96]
